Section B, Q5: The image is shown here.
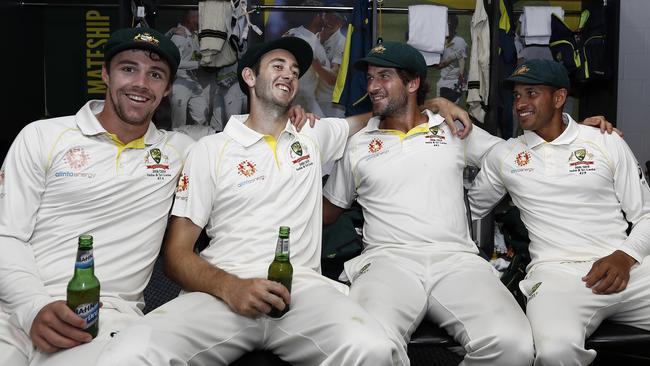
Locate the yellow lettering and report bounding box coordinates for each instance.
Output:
[87,69,102,79]
[87,80,106,94]
[86,10,109,21]
[86,28,110,38]
[86,38,107,49]
[86,59,104,68]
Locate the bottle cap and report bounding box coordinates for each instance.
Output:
[279,226,290,237]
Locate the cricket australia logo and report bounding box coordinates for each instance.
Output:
[568,148,596,175]
[64,147,90,171]
[425,125,447,145]
[368,138,383,153]
[144,148,172,180]
[237,160,257,177]
[289,141,313,171]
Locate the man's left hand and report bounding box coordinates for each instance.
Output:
[288,105,319,132]
[582,250,637,294]
[581,116,623,137]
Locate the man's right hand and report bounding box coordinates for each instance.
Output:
[221,277,291,318]
[29,300,92,353]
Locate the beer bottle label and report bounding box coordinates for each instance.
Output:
[75,250,94,269]
[74,302,99,328]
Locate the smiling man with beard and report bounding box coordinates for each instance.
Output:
[0,27,196,366]
[322,41,536,366]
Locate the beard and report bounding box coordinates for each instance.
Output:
[254,79,293,114]
[372,91,407,118]
[110,88,157,127]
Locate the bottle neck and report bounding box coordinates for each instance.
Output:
[274,236,290,261]
[74,247,95,274]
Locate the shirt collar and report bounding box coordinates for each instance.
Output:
[75,100,164,146]
[364,109,445,133]
[224,114,296,147]
[522,113,579,148]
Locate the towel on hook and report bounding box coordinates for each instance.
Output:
[407,5,447,66]
[199,0,233,67]
[520,6,564,45]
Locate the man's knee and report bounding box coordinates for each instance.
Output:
[533,335,595,366]
[466,320,535,366]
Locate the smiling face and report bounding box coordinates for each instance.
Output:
[512,83,565,132]
[102,49,171,128]
[249,48,300,110]
[366,65,410,118]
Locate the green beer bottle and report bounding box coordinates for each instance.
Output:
[267,226,293,318]
[66,234,100,338]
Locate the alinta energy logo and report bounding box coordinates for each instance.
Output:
[56,147,95,179]
[515,151,531,166]
[237,160,257,177]
[65,147,90,170]
[368,138,383,153]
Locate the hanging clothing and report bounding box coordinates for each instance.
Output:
[467,0,490,123]
[333,0,373,116]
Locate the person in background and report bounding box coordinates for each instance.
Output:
[435,14,468,103]
[283,0,330,117]
[313,5,347,118]
[167,10,213,128]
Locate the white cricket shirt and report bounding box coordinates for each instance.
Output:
[323,110,501,254]
[469,114,650,269]
[172,115,348,278]
[0,100,194,332]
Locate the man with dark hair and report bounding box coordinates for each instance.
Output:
[469,59,650,366]
[0,27,195,366]
[95,36,472,366]
[323,41,536,366]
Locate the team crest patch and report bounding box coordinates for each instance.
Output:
[370,44,386,55]
[515,151,531,166]
[289,141,313,171]
[144,148,172,180]
[291,141,303,156]
[237,160,257,177]
[176,173,189,193]
[133,32,159,45]
[64,147,90,171]
[425,125,446,145]
[568,148,596,175]
[514,64,530,76]
[368,138,383,153]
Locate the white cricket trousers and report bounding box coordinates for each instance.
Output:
[96,278,401,366]
[0,308,138,366]
[521,260,650,366]
[345,249,535,366]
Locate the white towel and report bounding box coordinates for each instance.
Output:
[520,6,564,45]
[407,5,447,66]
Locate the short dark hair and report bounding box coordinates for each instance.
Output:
[396,69,430,105]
